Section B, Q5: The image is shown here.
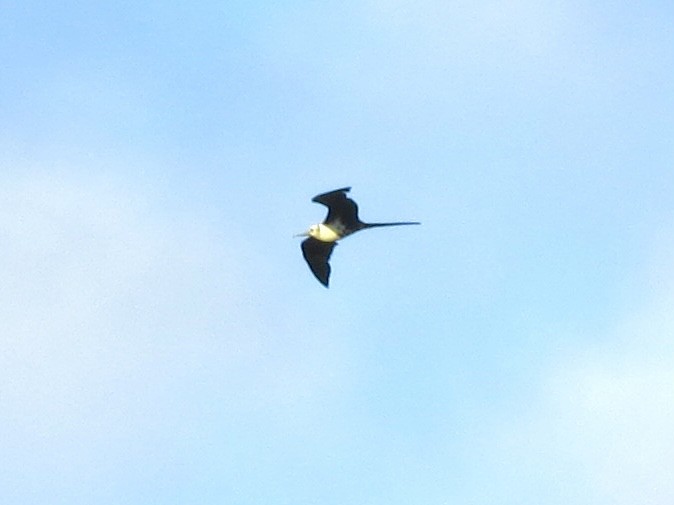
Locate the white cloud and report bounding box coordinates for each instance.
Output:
[365,0,571,53]
[0,173,214,435]
[0,170,345,457]
[488,238,674,505]
[255,0,618,128]
[0,165,356,505]
[544,348,674,504]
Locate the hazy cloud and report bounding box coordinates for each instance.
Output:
[485,236,674,505]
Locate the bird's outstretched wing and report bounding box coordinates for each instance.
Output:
[311,187,361,229]
[301,237,337,287]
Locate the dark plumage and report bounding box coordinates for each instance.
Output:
[297,187,420,287]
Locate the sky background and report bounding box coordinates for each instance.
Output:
[2,1,674,504]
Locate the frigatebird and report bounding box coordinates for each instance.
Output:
[296,187,420,287]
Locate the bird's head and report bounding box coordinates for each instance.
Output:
[294,224,320,238]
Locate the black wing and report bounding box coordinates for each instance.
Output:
[301,237,337,287]
[312,187,361,230]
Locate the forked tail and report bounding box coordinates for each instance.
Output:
[363,221,420,229]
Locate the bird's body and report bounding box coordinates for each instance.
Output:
[297,187,419,287]
[307,223,342,242]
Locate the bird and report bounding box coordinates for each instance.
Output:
[296,187,420,287]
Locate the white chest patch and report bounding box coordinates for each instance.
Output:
[312,223,341,242]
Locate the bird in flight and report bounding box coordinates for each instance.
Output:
[296,187,420,287]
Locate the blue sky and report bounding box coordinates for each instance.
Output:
[2,1,674,504]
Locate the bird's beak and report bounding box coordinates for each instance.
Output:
[294,231,309,238]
